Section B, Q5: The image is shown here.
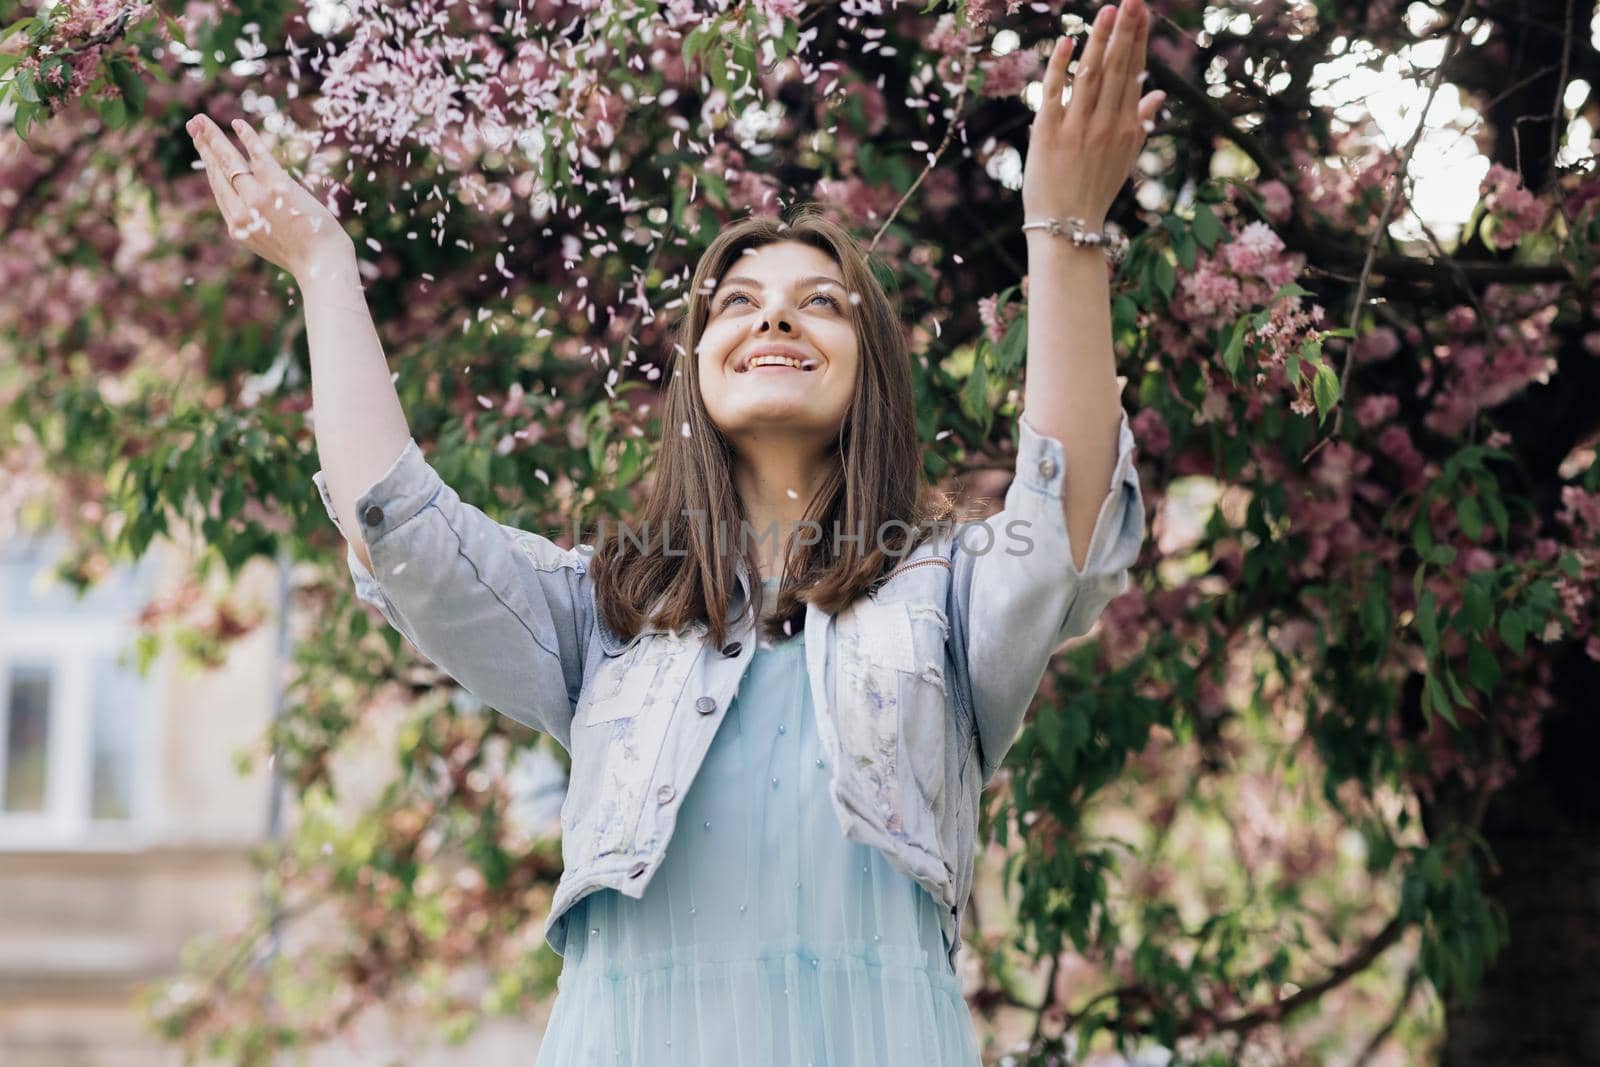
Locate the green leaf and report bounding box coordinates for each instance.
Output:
[1424,670,1458,728]
[100,95,127,129]
[1172,229,1197,271]
[1152,254,1176,302]
[709,45,729,95]
[14,67,39,104]
[962,352,990,423]
[1271,282,1313,302]
[1459,579,1492,634]
[1467,640,1501,692]
[1221,319,1245,378]
[109,55,147,117]
[1192,202,1223,249]
[995,314,1027,371]
[1359,582,1389,645]
[1416,590,1438,655]
[1458,495,1483,541]
[1312,361,1340,422]
[1498,610,1526,655]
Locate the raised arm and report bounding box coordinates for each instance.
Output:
[310,445,591,751]
[946,407,1144,786]
[186,113,589,747]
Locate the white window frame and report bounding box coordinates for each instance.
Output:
[0,539,163,851]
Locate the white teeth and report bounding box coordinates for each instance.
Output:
[744,354,816,371]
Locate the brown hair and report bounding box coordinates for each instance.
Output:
[589,203,954,651]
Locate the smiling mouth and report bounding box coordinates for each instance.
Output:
[737,356,821,373]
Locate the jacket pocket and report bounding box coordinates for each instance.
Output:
[836,598,951,841]
[562,625,704,865]
[579,632,660,726]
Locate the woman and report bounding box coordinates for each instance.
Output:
[188,3,1161,1062]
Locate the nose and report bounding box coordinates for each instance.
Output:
[757,313,794,334]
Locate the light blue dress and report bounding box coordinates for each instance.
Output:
[534,577,982,1066]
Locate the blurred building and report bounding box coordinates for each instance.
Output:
[0,530,566,1066]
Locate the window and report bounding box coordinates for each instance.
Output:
[0,533,161,849]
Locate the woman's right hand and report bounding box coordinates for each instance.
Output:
[186,113,351,280]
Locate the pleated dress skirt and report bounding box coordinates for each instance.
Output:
[533,578,982,1066]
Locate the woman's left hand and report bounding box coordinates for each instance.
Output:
[1021,0,1167,232]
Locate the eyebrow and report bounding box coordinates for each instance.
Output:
[713,274,847,296]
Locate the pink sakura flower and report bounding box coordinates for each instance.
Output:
[754,0,803,20]
[962,0,1027,29]
[1255,180,1293,224]
[977,294,1003,344]
[1131,407,1171,456]
[979,46,1042,99]
[927,14,971,58]
[1354,394,1400,429]
[1177,262,1243,320]
[1480,163,1549,250]
[1220,220,1285,276]
[1353,325,1400,363]
[1445,305,1478,335]
[814,176,898,226]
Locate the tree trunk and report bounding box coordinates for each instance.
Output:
[1438,649,1600,1065]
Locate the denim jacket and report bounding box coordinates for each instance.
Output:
[312,408,1143,973]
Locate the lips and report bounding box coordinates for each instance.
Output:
[735,344,821,373]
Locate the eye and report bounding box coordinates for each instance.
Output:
[716,291,841,311]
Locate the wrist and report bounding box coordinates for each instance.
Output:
[293,237,357,288]
[1022,215,1126,264]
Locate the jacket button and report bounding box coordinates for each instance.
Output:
[1037,456,1057,480]
[363,504,384,526]
[628,861,647,878]
[694,695,716,715]
[656,784,676,804]
[720,641,742,657]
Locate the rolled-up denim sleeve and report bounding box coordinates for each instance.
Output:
[312,440,589,753]
[947,406,1144,786]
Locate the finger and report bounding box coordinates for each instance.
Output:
[229,117,290,184]
[1096,0,1139,125]
[191,114,253,186]
[189,118,250,224]
[1119,1,1152,122]
[1070,4,1116,122]
[1138,90,1166,132]
[1039,35,1075,125]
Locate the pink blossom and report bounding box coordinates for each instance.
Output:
[1354,394,1399,429]
[753,0,803,20]
[979,47,1042,99]
[1480,163,1549,250]
[1353,325,1400,363]
[1220,221,1285,276]
[813,176,898,226]
[927,14,971,58]
[1131,407,1171,457]
[1256,180,1293,224]
[1445,305,1478,334]
[977,294,1004,345]
[962,0,1026,28]
[1178,263,1244,320]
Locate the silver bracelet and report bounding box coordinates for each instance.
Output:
[1022,216,1129,265]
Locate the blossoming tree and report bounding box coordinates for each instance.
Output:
[2,0,1597,1063]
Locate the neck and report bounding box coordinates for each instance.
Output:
[732,441,834,579]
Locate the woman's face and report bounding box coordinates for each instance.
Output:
[695,240,860,452]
